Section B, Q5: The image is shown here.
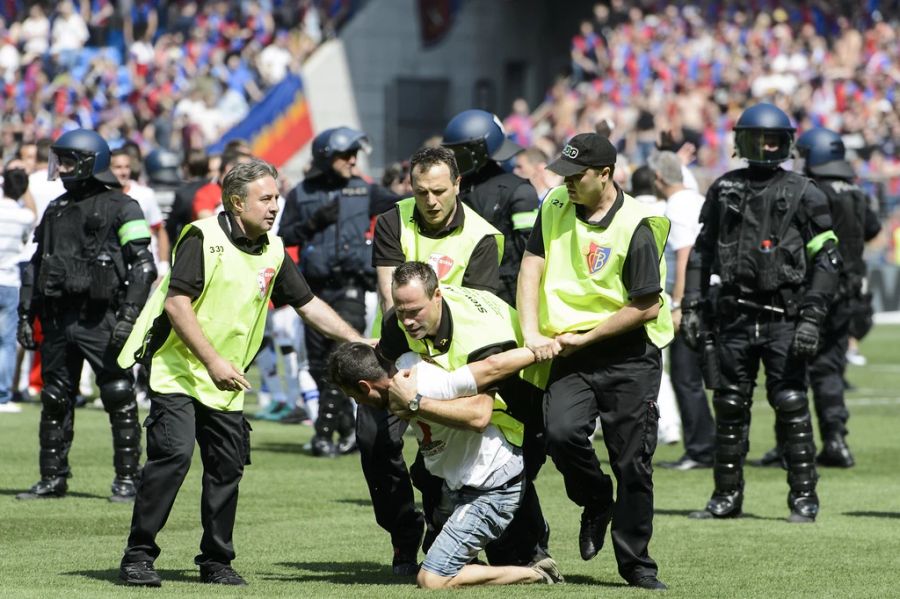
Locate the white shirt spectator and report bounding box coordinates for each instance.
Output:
[0,198,36,288]
[257,43,293,86]
[395,352,523,491]
[20,12,50,57]
[28,169,66,221]
[0,39,20,84]
[665,188,704,251]
[50,11,90,54]
[124,181,164,262]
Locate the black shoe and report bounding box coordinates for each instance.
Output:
[788,491,818,523]
[816,433,855,468]
[199,565,247,585]
[688,490,742,519]
[119,560,161,587]
[336,433,358,455]
[629,575,668,590]
[578,505,612,561]
[392,547,419,576]
[659,455,713,470]
[279,406,310,424]
[750,445,785,469]
[110,475,138,503]
[309,435,336,457]
[16,476,68,500]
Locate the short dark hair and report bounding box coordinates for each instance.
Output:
[392,261,438,298]
[409,146,459,183]
[381,161,410,187]
[3,165,29,200]
[327,342,390,388]
[185,148,210,178]
[630,165,656,196]
[36,138,53,164]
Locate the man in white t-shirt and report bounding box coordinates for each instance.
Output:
[649,151,715,470]
[110,149,171,274]
[329,342,562,589]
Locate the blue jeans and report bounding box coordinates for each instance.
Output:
[421,481,522,578]
[0,286,19,404]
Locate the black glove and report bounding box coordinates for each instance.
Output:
[17,315,37,350]
[792,306,826,359]
[680,294,704,351]
[304,200,340,234]
[681,308,703,351]
[110,304,141,351]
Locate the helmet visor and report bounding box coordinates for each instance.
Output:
[48,149,93,181]
[735,130,793,166]
[444,140,489,177]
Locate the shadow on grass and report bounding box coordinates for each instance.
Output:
[844,511,900,519]
[64,568,197,585]
[252,442,305,454]
[655,508,783,521]
[0,488,107,500]
[333,498,371,508]
[561,575,628,587]
[269,561,406,585]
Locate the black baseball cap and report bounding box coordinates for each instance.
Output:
[547,133,617,177]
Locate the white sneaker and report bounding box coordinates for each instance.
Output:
[0,402,23,413]
[846,349,867,366]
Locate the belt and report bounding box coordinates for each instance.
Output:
[459,470,524,495]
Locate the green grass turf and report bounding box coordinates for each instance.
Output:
[1,325,898,598]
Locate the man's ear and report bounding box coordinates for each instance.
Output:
[230,195,244,214]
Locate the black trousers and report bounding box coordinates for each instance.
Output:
[39,306,138,477]
[544,335,661,582]
[808,309,851,439]
[123,393,250,569]
[306,285,366,440]
[669,334,715,462]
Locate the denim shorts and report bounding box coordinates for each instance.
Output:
[420,481,522,578]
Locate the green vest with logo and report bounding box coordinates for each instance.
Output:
[118,216,284,411]
[372,198,504,337]
[538,186,674,348]
[401,285,526,446]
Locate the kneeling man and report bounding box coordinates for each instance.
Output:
[329,342,562,588]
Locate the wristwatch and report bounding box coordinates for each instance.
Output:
[408,393,422,413]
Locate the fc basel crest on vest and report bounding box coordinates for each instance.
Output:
[257,268,276,299]
[585,242,611,274]
[428,253,455,280]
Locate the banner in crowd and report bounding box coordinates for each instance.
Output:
[208,74,313,168]
[417,0,462,47]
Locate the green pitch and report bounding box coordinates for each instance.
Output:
[1,325,898,598]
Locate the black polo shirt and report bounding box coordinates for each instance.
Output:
[378,300,516,365]
[526,186,662,299]
[169,211,314,308]
[372,198,500,293]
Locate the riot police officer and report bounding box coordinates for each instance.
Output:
[16,129,157,501]
[790,128,880,467]
[682,103,840,523]
[442,110,539,305]
[278,127,378,456]
[145,149,182,224]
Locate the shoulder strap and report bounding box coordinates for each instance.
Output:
[775,174,809,242]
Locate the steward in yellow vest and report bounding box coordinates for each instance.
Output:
[364,145,507,573]
[378,261,550,568]
[118,160,366,588]
[517,133,671,591]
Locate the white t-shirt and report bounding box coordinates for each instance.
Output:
[396,352,523,491]
[664,188,704,251]
[0,198,36,288]
[125,182,164,262]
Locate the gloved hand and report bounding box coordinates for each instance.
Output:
[681,308,703,351]
[304,200,340,234]
[792,307,825,359]
[17,315,37,350]
[110,304,141,351]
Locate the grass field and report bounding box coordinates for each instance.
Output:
[1,325,898,599]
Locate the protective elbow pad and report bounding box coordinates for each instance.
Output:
[124,248,158,306]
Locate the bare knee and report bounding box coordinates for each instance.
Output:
[417,569,453,589]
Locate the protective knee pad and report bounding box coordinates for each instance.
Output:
[100,379,135,412]
[712,391,750,492]
[39,415,71,477]
[772,388,808,416]
[40,384,69,417]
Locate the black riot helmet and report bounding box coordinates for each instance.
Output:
[48,129,119,189]
[794,127,856,179]
[146,149,182,185]
[308,127,370,177]
[733,103,795,168]
[442,109,523,177]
